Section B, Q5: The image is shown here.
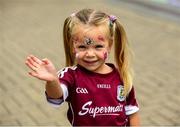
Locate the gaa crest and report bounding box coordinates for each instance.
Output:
[117,85,125,102]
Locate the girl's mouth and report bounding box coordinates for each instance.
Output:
[83,60,98,65]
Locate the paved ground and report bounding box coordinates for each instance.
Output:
[0,0,180,126]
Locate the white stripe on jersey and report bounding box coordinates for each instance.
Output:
[57,66,77,78]
[125,105,139,115]
[69,103,75,125]
[61,84,69,101]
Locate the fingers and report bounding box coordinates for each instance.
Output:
[30,55,43,65]
[29,55,43,67]
[25,58,38,72]
[28,71,38,77]
[25,55,41,71]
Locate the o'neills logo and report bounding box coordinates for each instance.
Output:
[78,101,123,118]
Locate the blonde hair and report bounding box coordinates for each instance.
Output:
[63,9,133,96]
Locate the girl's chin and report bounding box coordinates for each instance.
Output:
[80,63,105,73]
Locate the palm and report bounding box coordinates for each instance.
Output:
[35,62,56,81]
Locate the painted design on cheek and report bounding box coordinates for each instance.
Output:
[103,52,108,60]
[75,53,79,59]
[74,50,79,59]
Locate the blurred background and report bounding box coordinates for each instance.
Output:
[0,0,180,126]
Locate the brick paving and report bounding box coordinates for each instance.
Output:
[0,0,180,126]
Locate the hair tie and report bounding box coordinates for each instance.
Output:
[109,15,117,27]
[109,15,117,22]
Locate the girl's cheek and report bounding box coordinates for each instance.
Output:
[74,50,83,61]
[74,49,79,59]
[98,51,108,61]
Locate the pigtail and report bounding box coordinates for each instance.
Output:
[114,20,133,96]
[63,17,74,66]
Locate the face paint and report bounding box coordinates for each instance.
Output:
[72,37,79,44]
[97,35,105,42]
[75,53,79,59]
[74,49,79,59]
[84,37,94,45]
[103,51,108,61]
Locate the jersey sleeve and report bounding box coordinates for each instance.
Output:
[125,86,139,115]
[45,67,75,107]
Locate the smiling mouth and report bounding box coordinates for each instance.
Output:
[83,60,98,64]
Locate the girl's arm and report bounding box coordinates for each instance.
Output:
[129,112,140,126]
[45,77,63,99]
[25,55,63,99]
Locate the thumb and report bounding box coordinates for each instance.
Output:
[42,58,50,65]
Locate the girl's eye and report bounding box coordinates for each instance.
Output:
[78,45,86,49]
[95,45,104,49]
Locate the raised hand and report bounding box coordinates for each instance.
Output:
[25,55,58,82]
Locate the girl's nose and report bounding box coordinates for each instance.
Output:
[85,49,95,57]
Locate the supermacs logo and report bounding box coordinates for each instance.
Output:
[78,101,123,118]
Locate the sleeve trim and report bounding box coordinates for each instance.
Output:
[61,83,69,101]
[125,105,139,115]
[45,92,63,106]
[45,83,68,106]
[46,98,64,105]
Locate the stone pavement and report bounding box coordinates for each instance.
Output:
[0,0,180,126]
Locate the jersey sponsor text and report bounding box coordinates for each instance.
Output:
[97,84,111,89]
[78,101,123,118]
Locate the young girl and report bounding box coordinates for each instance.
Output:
[25,9,140,126]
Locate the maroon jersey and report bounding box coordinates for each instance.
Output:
[46,63,139,126]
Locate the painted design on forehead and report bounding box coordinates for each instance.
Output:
[84,37,94,45]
